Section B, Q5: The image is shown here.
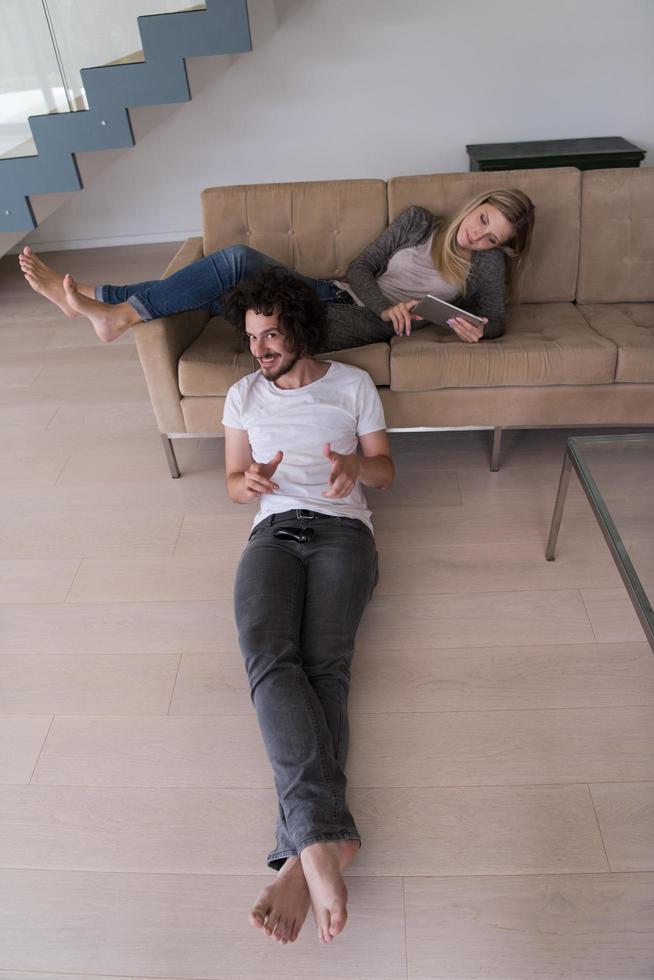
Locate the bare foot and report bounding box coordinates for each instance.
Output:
[249,856,311,945]
[300,839,359,944]
[18,246,79,318]
[62,273,140,343]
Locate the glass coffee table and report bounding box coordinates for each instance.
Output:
[546,433,654,651]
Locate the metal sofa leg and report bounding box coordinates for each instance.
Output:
[161,434,181,479]
[490,427,502,471]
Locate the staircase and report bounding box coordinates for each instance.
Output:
[0,0,251,237]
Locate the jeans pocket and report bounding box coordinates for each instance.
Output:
[247,523,265,542]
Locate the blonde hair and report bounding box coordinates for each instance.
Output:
[431,188,535,300]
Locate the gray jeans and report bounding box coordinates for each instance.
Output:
[234,509,379,869]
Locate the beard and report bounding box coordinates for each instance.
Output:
[259,351,300,382]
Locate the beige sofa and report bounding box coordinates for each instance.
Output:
[133,166,654,477]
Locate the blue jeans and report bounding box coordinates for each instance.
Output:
[233,510,378,869]
[96,244,340,321]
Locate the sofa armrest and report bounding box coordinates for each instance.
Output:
[133,236,210,433]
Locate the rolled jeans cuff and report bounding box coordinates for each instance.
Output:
[95,285,153,322]
[267,831,361,871]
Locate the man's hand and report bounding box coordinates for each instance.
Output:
[243,450,283,498]
[380,299,422,336]
[447,315,487,343]
[322,443,360,498]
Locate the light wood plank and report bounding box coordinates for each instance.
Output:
[371,491,596,543]
[0,716,52,784]
[375,538,622,594]
[46,399,156,429]
[0,362,147,406]
[0,404,59,429]
[0,467,232,519]
[591,782,654,871]
[356,589,595,649]
[31,715,272,787]
[0,452,68,488]
[55,447,179,485]
[1,600,238,655]
[404,873,654,978]
[31,707,654,789]
[0,363,43,387]
[0,870,406,978]
[174,512,264,556]
[351,641,654,712]
[582,587,652,643]
[0,654,179,714]
[354,784,608,876]
[67,555,243,603]
[0,559,80,603]
[346,706,654,787]
[0,511,183,559]
[170,652,252,714]
[367,457,462,508]
[0,783,607,877]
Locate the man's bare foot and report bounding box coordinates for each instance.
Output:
[249,856,311,945]
[18,246,80,318]
[300,839,359,944]
[62,273,140,343]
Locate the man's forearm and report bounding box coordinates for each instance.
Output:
[357,454,395,491]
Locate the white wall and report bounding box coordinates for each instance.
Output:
[25,0,654,250]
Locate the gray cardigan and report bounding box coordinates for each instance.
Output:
[345,205,507,339]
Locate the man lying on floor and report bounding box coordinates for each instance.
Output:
[221,268,394,945]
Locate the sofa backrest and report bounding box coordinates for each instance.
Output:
[387,167,581,304]
[201,179,388,280]
[577,167,654,304]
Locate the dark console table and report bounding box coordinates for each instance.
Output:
[466,137,645,172]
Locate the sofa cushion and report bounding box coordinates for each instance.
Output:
[200,179,388,280]
[388,168,581,304]
[178,317,390,396]
[578,303,654,382]
[577,168,654,304]
[389,303,618,392]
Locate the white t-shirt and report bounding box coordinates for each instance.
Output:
[376,233,459,305]
[334,232,458,307]
[222,360,386,531]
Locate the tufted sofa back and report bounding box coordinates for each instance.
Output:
[201,179,388,281]
[577,167,654,304]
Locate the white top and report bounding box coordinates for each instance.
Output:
[222,360,386,531]
[376,233,459,305]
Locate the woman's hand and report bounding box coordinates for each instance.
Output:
[381,299,422,336]
[447,316,487,343]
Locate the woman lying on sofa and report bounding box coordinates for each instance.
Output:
[19,187,534,352]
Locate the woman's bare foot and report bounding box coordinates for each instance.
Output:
[18,246,81,318]
[300,839,359,944]
[248,856,311,945]
[62,273,140,343]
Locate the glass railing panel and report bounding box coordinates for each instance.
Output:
[0,1,206,158]
[45,1,207,110]
[0,0,69,159]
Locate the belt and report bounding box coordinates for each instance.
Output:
[268,509,325,524]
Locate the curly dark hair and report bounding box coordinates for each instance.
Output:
[220,266,327,356]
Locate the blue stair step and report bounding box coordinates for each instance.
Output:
[0,0,251,233]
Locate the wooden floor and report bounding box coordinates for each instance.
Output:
[1,244,653,979]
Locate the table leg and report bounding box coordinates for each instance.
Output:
[545,450,573,560]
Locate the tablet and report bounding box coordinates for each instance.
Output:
[412,294,485,329]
